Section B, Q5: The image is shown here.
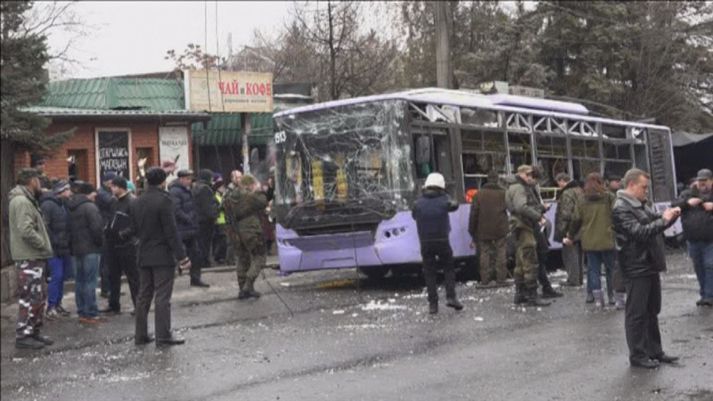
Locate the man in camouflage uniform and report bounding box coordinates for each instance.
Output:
[224,174,268,299]
[8,168,55,349]
[223,170,243,265]
[506,165,550,307]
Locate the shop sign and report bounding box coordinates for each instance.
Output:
[186,69,273,113]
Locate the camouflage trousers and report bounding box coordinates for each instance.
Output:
[15,260,48,339]
[479,237,508,284]
[513,226,539,290]
[233,232,266,292]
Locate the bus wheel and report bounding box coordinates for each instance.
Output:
[359,267,390,280]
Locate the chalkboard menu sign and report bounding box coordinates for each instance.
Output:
[96,130,130,182]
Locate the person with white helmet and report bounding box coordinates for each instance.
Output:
[412,173,463,314]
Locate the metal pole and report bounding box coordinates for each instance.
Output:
[241,112,251,174]
[435,1,452,89]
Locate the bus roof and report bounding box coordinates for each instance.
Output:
[274,88,670,131]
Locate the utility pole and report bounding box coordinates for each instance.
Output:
[435,1,452,89]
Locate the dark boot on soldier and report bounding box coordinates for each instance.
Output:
[541,285,563,298]
[514,283,527,304]
[237,276,249,300]
[32,331,54,346]
[446,297,464,311]
[16,336,44,350]
[525,287,551,307]
[244,278,261,299]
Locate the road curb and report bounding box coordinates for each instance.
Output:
[0,260,279,305]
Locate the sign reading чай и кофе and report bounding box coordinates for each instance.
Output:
[186,70,273,113]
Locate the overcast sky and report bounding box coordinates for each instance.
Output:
[46,1,292,79]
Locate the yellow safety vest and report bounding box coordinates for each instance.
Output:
[215,192,226,225]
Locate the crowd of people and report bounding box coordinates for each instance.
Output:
[8,158,274,350]
[418,165,711,369]
[7,157,711,369]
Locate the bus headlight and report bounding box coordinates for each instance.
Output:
[383,227,406,239]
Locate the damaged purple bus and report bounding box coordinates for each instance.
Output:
[272,88,679,277]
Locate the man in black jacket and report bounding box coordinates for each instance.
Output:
[102,176,139,314]
[68,182,105,324]
[613,168,681,369]
[672,168,713,306]
[40,180,73,319]
[169,169,206,287]
[96,172,117,299]
[192,169,218,272]
[412,173,463,314]
[131,167,191,346]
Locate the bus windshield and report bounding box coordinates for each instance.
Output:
[273,100,414,232]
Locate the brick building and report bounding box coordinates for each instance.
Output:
[20,77,209,186]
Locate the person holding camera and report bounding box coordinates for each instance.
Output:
[612,168,681,369]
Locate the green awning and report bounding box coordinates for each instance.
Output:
[192,113,274,146]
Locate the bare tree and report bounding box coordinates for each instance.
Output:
[20,1,92,79]
[248,1,397,101]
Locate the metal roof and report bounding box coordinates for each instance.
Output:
[41,77,185,111]
[274,88,670,131]
[191,113,273,146]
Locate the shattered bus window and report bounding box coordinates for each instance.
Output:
[273,100,414,233]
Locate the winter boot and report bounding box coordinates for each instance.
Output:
[446,298,464,311]
[585,291,595,304]
[541,285,563,298]
[514,283,527,305]
[593,289,606,309]
[607,287,615,305]
[244,277,261,299]
[525,288,551,307]
[614,292,626,310]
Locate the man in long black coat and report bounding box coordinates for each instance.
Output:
[130,167,191,346]
[192,169,219,270]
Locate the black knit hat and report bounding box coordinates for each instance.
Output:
[111,176,128,190]
[146,167,167,186]
[77,182,96,195]
[198,168,213,182]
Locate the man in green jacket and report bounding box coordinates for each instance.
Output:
[506,165,550,307]
[9,168,54,349]
[224,174,268,299]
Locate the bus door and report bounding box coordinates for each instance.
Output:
[413,127,455,193]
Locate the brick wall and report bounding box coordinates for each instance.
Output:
[14,120,194,187]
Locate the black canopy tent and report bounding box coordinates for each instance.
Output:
[672,131,713,183]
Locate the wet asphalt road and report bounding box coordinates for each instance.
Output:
[1,250,711,401]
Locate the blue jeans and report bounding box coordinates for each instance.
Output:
[586,250,615,292]
[47,255,72,308]
[688,240,713,300]
[74,253,100,318]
